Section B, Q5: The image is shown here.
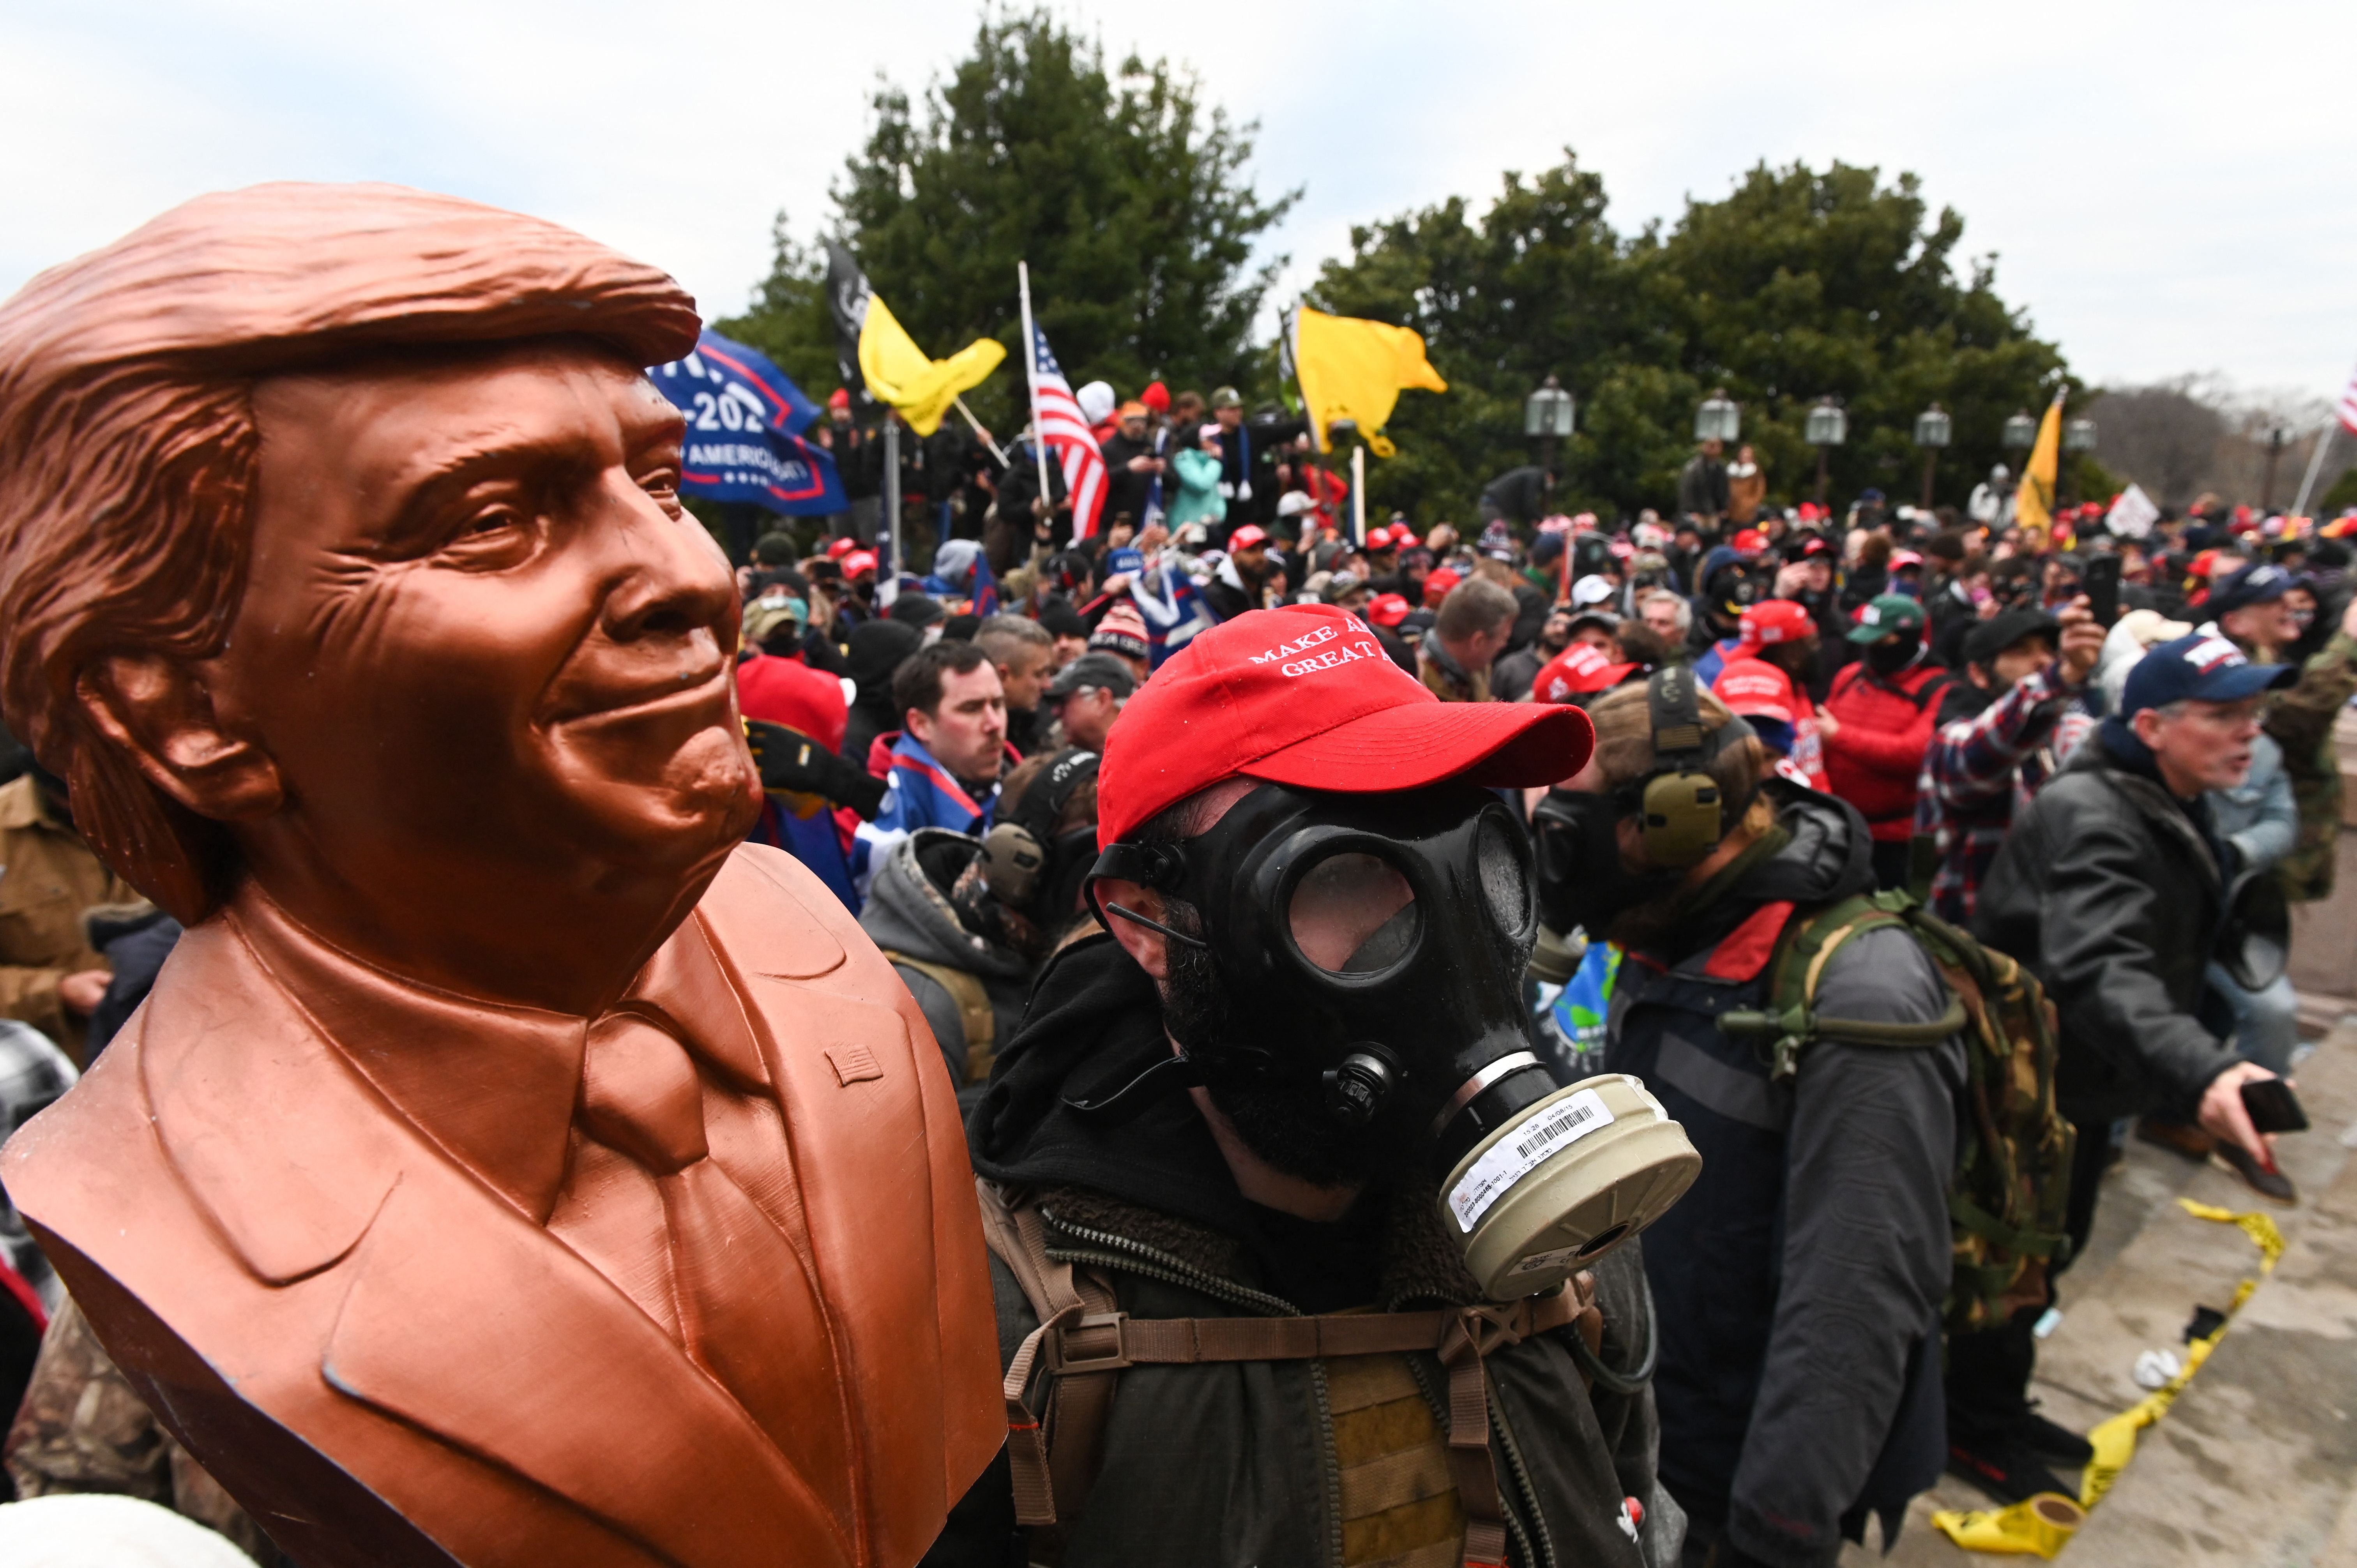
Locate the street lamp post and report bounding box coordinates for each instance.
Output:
[2002,410,2037,455]
[1695,388,1740,445]
[2061,417,2097,509]
[1913,403,1952,512]
[1804,397,1847,510]
[1525,374,1576,498]
[2263,425,2290,513]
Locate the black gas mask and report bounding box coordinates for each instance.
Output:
[1531,666,1755,943]
[1080,780,1698,1298]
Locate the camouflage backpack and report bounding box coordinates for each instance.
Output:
[1721,888,2076,1333]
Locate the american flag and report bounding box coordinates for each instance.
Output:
[2339,358,2357,436]
[1028,326,1108,540]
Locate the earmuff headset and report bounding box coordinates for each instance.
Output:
[1630,666,1737,868]
[980,749,1100,911]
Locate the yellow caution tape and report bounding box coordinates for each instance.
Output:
[1936,1199,2283,1552]
[2072,1199,2283,1508]
[2175,1198,2285,1268]
[1931,1494,2087,1558]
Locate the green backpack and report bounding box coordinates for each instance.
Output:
[1720,888,2077,1334]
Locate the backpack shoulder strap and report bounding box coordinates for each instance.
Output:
[975,1180,1117,1530]
[1727,890,1965,1081]
[882,951,997,1083]
[975,1178,1592,1568]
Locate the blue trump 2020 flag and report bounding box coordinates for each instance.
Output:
[648,330,845,515]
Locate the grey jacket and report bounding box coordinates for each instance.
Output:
[1606,785,1959,1566]
[855,829,1033,1100]
[2210,731,2295,874]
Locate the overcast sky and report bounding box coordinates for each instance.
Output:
[5,0,2350,408]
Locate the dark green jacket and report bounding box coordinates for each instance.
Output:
[941,934,1678,1568]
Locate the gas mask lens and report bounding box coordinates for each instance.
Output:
[1288,851,1419,973]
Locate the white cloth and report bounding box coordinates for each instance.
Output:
[0,1495,256,1568]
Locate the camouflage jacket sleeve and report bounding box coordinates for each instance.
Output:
[5,1295,276,1562]
[2265,632,2357,777]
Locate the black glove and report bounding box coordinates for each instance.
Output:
[744,720,888,821]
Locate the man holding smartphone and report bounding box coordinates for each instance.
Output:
[1955,634,2296,1497]
[1980,630,2296,1219]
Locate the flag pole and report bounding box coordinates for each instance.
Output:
[1018,262,1054,517]
[952,394,1011,468]
[1350,443,1366,548]
[2290,420,2338,521]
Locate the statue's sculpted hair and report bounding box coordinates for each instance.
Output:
[0,183,702,922]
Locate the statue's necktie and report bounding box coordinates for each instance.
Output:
[577,1010,859,1529]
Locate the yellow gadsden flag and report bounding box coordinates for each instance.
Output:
[857,292,1005,437]
[2014,392,2065,533]
[1293,307,1447,457]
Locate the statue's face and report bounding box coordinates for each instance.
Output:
[223,337,758,906]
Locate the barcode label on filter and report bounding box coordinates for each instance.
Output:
[1447,1089,1615,1233]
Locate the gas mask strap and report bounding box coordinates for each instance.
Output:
[1062,1051,1205,1124]
[1085,841,1210,950]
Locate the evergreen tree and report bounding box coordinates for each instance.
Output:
[1311,156,2074,522]
[725,9,1294,430]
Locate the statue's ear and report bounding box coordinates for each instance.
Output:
[76,653,284,823]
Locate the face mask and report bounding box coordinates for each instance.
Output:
[1082,782,1698,1297]
[1864,635,1921,676]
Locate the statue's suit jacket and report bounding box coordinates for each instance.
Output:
[0,846,1004,1568]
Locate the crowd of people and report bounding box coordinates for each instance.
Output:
[5,355,2355,1568]
[716,388,2355,1563]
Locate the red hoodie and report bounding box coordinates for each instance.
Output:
[1820,659,1951,841]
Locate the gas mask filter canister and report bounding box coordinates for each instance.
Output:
[1081,780,1700,1300]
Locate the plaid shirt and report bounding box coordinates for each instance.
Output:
[0,1017,76,1305]
[1915,666,2093,923]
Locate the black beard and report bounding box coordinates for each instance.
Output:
[1159,902,1405,1189]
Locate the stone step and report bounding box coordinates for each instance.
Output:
[1839,1012,2357,1565]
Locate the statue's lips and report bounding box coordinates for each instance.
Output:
[541,659,731,730]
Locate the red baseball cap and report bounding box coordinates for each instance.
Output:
[842,549,878,579]
[1228,524,1270,552]
[1732,528,1768,556]
[1736,597,1815,652]
[1423,567,1461,606]
[1712,658,1795,724]
[1531,642,1639,703]
[1366,592,1413,628]
[827,388,851,410]
[1095,604,1593,847]
[825,536,859,560]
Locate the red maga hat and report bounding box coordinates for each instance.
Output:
[1095,604,1593,847]
[1366,592,1413,627]
[1531,642,1639,703]
[1736,597,1815,652]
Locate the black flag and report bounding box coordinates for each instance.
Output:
[824,241,875,411]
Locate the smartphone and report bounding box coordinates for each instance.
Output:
[2241,1077,2309,1135]
[2083,554,2122,628]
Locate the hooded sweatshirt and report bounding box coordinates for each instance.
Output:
[858,830,1035,1105]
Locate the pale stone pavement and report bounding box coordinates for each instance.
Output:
[1839,1009,2357,1568]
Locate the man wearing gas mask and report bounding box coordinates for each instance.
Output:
[1533,670,1963,1568]
[948,604,1698,1568]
